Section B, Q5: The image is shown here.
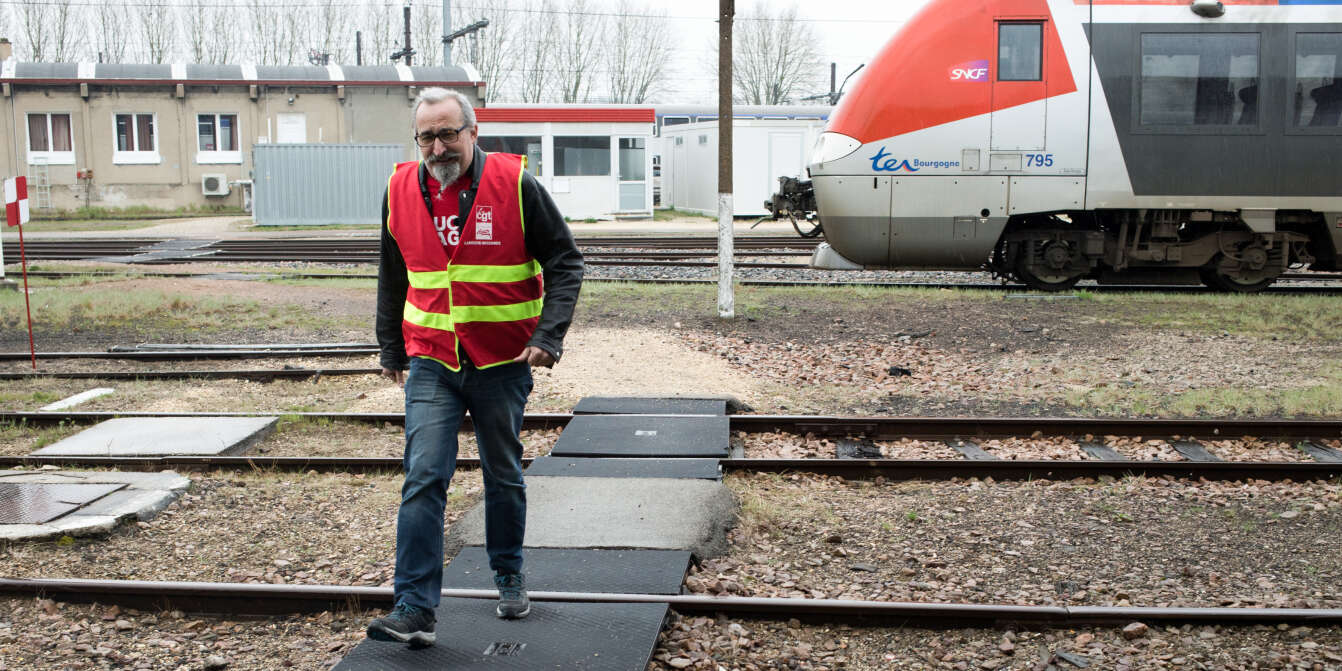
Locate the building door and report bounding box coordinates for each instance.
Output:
[277,113,307,144]
[991,21,1047,150]
[616,137,647,212]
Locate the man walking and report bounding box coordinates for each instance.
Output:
[368,87,583,648]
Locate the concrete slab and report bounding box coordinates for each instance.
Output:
[446,476,737,560]
[524,456,722,480]
[0,483,125,523]
[0,470,190,540]
[572,396,728,415]
[39,387,115,411]
[551,415,729,458]
[31,416,277,457]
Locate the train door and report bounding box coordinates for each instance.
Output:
[991,20,1047,151]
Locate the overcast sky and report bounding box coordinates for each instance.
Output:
[651,0,931,103]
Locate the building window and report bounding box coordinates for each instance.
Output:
[478,135,543,176]
[26,112,74,165]
[1294,33,1342,129]
[998,23,1042,82]
[114,113,160,164]
[554,136,610,177]
[1140,33,1259,127]
[197,113,241,164]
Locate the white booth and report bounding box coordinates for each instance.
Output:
[476,106,655,220]
[662,118,827,217]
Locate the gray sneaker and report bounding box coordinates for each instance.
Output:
[367,602,436,648]
[494,573,530,619]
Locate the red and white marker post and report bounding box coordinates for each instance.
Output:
[5,175,35,369]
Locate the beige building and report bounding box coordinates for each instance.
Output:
[0,47,483,212]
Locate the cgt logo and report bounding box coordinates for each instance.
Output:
[949,59,990,82]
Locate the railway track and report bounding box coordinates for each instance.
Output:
[4,577,1339,627]
[4,412,1338,481]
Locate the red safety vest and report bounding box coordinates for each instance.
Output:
[386,153,543,371]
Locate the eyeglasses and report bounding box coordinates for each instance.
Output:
[414,124,470,147]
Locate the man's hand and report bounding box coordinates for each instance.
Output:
[381,368,406,386]
[512,346,555,368]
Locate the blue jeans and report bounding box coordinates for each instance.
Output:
[393,356,532,611]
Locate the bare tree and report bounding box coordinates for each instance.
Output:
[138,2,177,64]
[458,0,518,103]
[182,0,239,64]
[604,0,672,104]
[514,0,559,102]
[411,2,442,67]
[15,0,81,62]
[89,2,129,63]
[362,1,402,65]
[553,0,602,103]
[731,2,823,104]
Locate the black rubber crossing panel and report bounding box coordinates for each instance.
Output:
[1171,440,1222,462]
[572,396,726,415]
[945,439,997,460]
[525,456,721,480]
[1298,441,1342,463]
[551,415,729,458]
[333,597,668,671]
[443,547,690,595]
[1079,441,1126,461]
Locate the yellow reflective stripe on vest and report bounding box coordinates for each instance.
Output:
[407,260,542,288]
[403,302,454,332]
[452,298,543,324]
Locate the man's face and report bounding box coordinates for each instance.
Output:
[415,98,478,187]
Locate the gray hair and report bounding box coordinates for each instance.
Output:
[412,87,476,129]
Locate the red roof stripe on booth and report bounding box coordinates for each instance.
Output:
[476,107,656,123]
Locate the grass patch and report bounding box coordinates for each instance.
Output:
[653,207,714,222]
[1090,292,1341,341]
[263,276,376,289]
[0,284,350,335]
[579,282,999,321]
[1063,380,1342,418]
[28,204,246,231]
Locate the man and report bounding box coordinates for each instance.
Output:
[368,87,583,648]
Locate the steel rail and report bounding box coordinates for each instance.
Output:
[0,349,378,362]
[3,412,1339,440]
[3,578,1339,626]
[0,369,380,381]
[0,455,1338,482]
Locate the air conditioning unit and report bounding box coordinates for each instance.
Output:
[202,173,230,196]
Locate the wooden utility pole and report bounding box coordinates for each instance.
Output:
[717,0,735,318]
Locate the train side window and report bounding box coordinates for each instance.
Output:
[1294,33,1342,129]
[998,23,1042,81]
[1139,33,1259,128]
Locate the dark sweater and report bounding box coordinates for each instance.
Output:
[376,146,584,371]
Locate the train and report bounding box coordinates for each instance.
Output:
[768,0,1342,291]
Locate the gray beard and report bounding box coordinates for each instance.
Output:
[427,156,462,191]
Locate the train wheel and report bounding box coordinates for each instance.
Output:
[1013,259,1083,291]
[1013,240,1084,291]
[1199,267,1274,292]
[1199,252,1275,293]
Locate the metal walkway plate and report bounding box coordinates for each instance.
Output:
[525,456,721,480]
[0,483,125,524]
[551,415,729,458]
[32,416,277,457]
[946,439,997,460]
[444,547,690,595]
[1171,440,1222,462]
[1079,441,1125,461]
[1299,441,1342,463]
[572,396,726,415]
[334,598,668,671]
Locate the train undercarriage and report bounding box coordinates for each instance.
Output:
[993,210,1321,292]
[766,178,1331,292]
